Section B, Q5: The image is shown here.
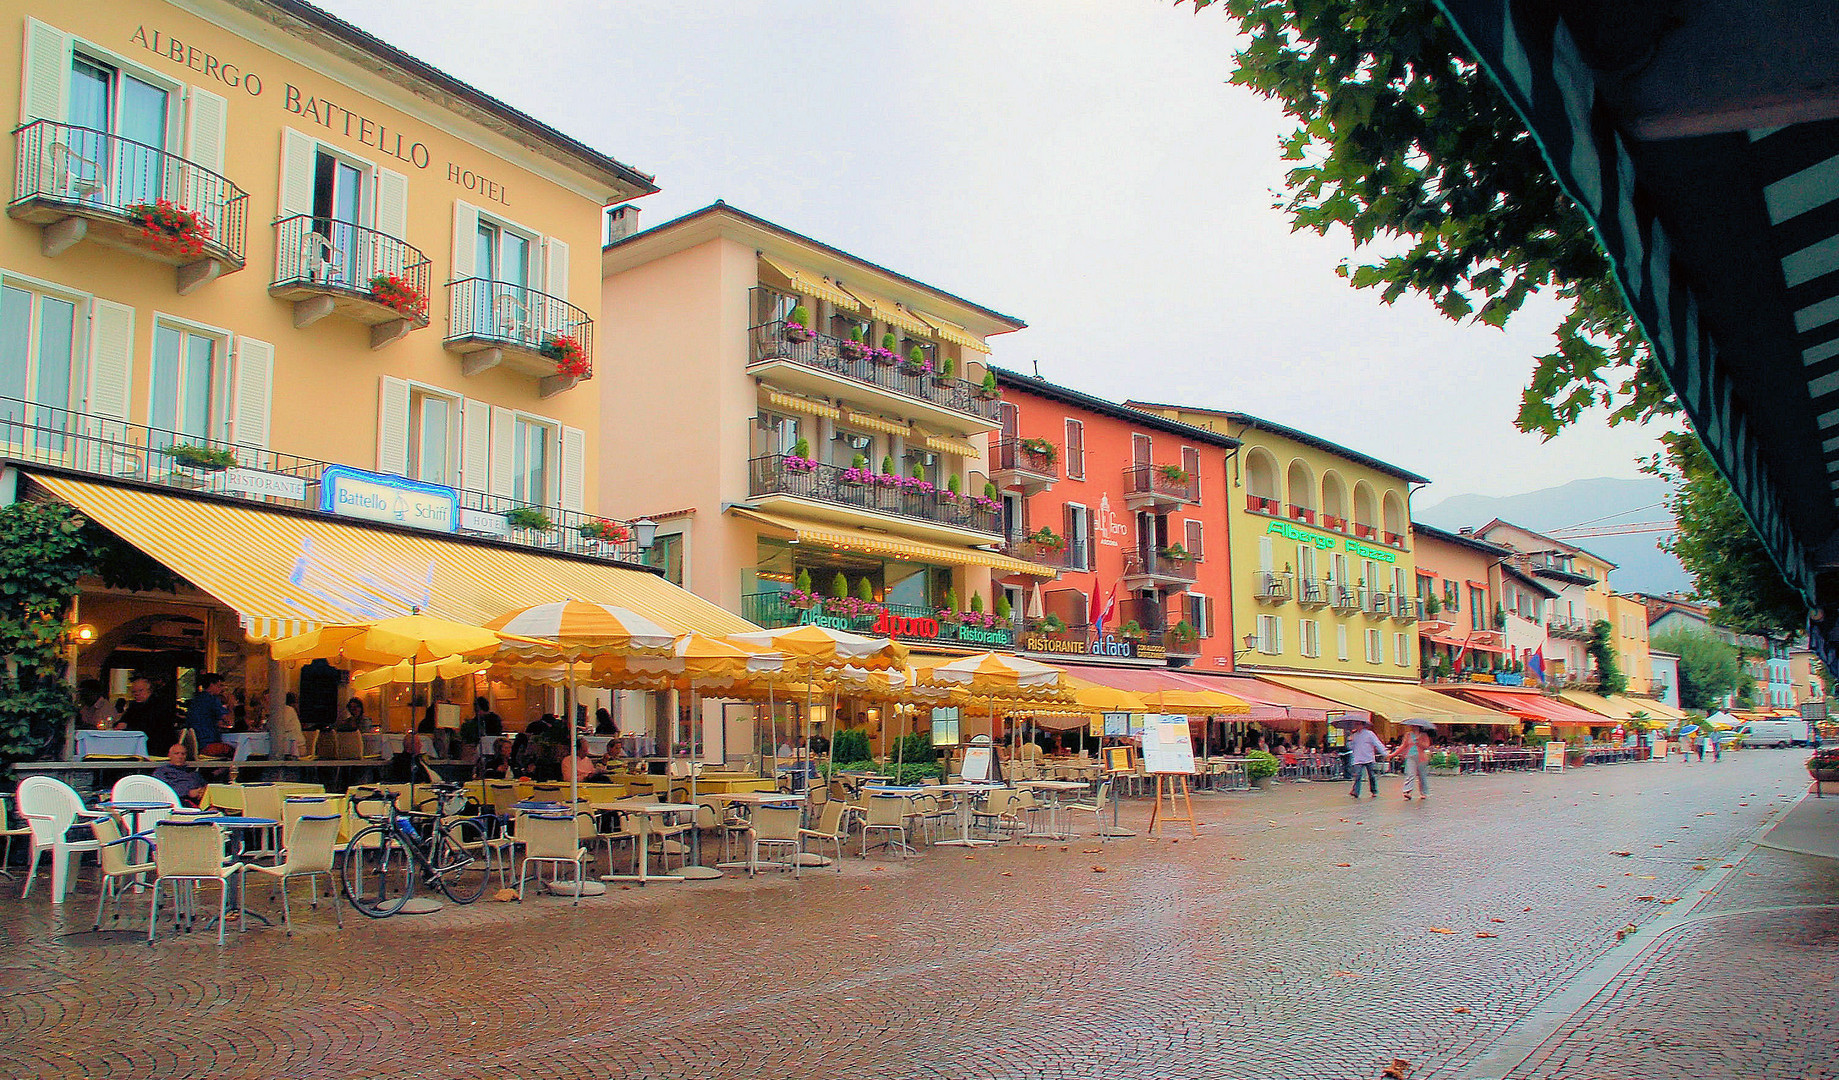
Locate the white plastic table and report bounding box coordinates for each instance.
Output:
[599,802,696,886]
[931,782,1001,848]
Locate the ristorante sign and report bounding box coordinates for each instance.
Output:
[1265,519,1400,564]
[1022,632,1167,662]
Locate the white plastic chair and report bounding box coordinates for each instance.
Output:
[18,776,102,903]
[109,775,180,865]
[47,141,103,201]
[302,229,341,285]
[493,291,531,344]
[245,814,343,934]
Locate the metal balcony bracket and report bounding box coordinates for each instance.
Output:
[461,349,502,376]
[370,318,413,351]
[176,258,223,296]
[292,295,336,329]
[40,216,87,258]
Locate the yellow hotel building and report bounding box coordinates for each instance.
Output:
[1,0,749,744]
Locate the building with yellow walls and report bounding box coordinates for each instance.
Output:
[1,0,752,748]
[1609,592,1652,695]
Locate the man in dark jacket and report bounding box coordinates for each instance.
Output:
[185,673,228,750]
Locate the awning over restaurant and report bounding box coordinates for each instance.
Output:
[731,508,1055,578]
[1263,674,1519,727]
[1613,695,1687,722]
[1173,672,1368,727]
[33,474,756,641]
[1450,687,1608,727]
[1049,664,1249,714]
[1558,689,1684,724]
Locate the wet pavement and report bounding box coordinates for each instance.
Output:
[1,750,1830,1080]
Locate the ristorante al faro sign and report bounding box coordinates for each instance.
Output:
[1264,519,1399,563]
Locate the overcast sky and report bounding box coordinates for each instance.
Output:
[320,0,1674,504]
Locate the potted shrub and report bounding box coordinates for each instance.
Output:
[504,507,554,533]
[934,356,956,385]
[784,305,815,343]
[994,594,1012,620]
[1170,620,1199,646]
[978,370,1000,399]
[1028,526,1067,552]
[1118,620,1146,642]
[577,517,632,544]
[1245,749,1279,790]
[871,332,899,365]
[1809,747,1839,784]
[1019,436,1058,468]
[1041,613,1068,634]
[1158,543,1193,562]
[1429,751,1462,775]
[163,443,238,472]
[899,345,929,376]
[839,324,868,360]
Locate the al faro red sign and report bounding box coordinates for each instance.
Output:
[874,610,939,639]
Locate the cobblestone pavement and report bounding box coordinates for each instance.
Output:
[0,752,1826,1080]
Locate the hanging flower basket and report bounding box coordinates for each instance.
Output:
[367,274,429,320]
[124,199,212,259]
[539,335,591,380]
[783,321,815,344]
[577,518,631,543]
[838,339,867,360]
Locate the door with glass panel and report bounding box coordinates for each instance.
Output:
[148,325,217,451]
[476,221,534,345]
[408,391,455,487]
[511,417,550,507]
[67,55,170,211]
[0,286,79,457]
[311,151,365,287]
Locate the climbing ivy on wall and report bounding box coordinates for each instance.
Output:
[0,502,91,763]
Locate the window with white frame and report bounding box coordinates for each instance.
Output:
[511,416,554,505]
[0,282,79,431]
[1257,614,1282,654]
[1300,618,1320,657]
[1365,627,1382,664]
[1065,503,1091,570]
[407,387,458,487]
[1394,632,1410,667]
[1336,625,1349,661]
[149,321,223,444]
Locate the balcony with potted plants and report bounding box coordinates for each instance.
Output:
[1124,462,1199,513]
[1286,504,1317,526]
[269,216,431,348]
[10,120,248,294]
[992,436,1059,495]
[1349,519,1379,541]
[444,278,592,398]
[1120,545,1198,590]
[748,306,1001,432]
[1166,619,1202,659]
[747,452,1003,545]
[1002,525,1078,571]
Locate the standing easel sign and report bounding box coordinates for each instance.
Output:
[961,744,994,782]
[1104,742,1136,775]
[1542,740,1567,771]
[1141,716,1198,838]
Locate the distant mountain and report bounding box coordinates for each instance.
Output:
[1415,477,1689,596]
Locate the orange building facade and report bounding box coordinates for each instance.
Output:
[989,370,1239,670]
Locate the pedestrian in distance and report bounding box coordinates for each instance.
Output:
[1696,735,1707,762]
[1394,726,1431,801]
[1347,720,1386,799]
[1712,734,1722,762]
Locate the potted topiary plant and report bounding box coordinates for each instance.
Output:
[934,356,955,385]
[900,345,928,376]
[839,324,867,360]
[784,305,814,342]
[978,370,999,399]
[1245,749,1279,790]
[872,332,899,365]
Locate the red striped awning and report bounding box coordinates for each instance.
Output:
[1452,687,1605,727]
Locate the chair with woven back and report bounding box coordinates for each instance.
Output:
[516,812,588,905]
[859,794,912,860]
[89,812,155,932]
[245,813,343,934]
[147,818,244,945]
[238,784,285,864]
[796,799,852,871]
[749,802,804,878]
[333,730,364,762]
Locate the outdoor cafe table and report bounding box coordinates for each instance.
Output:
[597,802,697,886]
[188,815,280,929]
[710,791,812,873]
[200,781,325,813]
[74,730,148,759]
[1017,780,1088,840]
[922,782,1004,848]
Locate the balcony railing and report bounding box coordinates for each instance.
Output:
[1246,494,1281,514]
[11,120,248,288]
[1001,535,1086,571]
[1351,522,1378,540]
[1287,505,1316,525]
[1549,615,1593,639]
[748,454,1002,536]
[1328,583,1362,612]
[1392,595,1422,622]
[1256,571,1292,602]
[1297,576,1330,607]
[749,320,1001,423]
[0,394,640,563]
[1383,530,1407,549]
[1321,514,1348,532]
[445,278,593,387]
[741,591,1016,649]
[1366,590,1392,617]
[1120,548,1198,585]
[1124,463,1200,506]
[272,215,430,339]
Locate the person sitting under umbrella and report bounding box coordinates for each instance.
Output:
[563,739,606,783]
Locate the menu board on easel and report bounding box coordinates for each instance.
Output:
[1139,716,1196,775]
[960,745,993,782]
[1542,740,1567,771]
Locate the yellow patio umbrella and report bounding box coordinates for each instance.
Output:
[351,654,489,693]
[1136,688,1251,715]
[915,652,1075,769]
[724,626,907,781]
[1064,676,1148,714]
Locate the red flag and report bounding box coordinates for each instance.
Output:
[1093,581,1119,635]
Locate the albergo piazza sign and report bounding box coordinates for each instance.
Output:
[1264,519,1399,563]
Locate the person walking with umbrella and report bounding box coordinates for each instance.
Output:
[1347,720,1386,800]
[1393,719,1434,801]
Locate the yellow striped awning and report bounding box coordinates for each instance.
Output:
[914,311,991,354]
[731,508,1056,578]
[845,288,932,336]
[31,474,757,641]
[842,409,911,438]
[922,433,983,457]
[1262,675,1520,727]
[758,256,859,311]
[763,389,841,421]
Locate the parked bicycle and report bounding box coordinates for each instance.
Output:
[340,784,494,917]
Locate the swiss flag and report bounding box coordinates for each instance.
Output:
[1091,581,1119,635]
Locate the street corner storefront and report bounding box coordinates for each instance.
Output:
[730,508,1051,656]
[27,470,752,751]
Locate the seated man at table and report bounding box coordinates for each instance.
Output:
[151,743,206,806]
[562,739,606,783]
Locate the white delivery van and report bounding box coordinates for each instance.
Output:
[1741,719,1814,747]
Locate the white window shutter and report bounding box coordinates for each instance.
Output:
[1257,536,1273,573]
[560,425,585,511]
[231,336,274,454]
[452,202,479,280]
[488,405,515,497]
[278,129,316,217]
[543,236,569,301]
[376,376,410,476]
[1336,625,1349,662]
[460,398,491,492]
[85,300,135,422]
[373,168,409,275]
[184,86,228,175]
[20,19,71,125]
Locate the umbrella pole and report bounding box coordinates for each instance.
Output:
[407,656,417,817]
[568,666,579,819]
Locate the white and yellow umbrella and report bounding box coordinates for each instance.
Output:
[351,654,489,693]
[724,626,907,777]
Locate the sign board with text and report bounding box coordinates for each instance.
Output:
[320,465,458,534]
[1542,740,1567,771]
[960,745,993,782]
[1139,716,1196,775]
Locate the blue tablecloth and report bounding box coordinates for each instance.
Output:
[75,730,148,758]
[221,732,272,759]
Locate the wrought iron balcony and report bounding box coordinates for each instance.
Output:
[1328,583,1363,612]
[1366,590,1392,617]
[1120,548,1197,588]
[740,591,1016,649]
[748,454,1002,538]
[1255,571,1292,603]
[1392,595,1423,622]
[0,394,640,563]
[1296,576,1330,607]
[1548,615,1594,639]
[992,438,1058,495]
[10,120,248,293]
[445,278,592,398]
[270,216,430,347]
[1001,533,1086,572]
[1124,463,1199,512]
[749,319,1000,427]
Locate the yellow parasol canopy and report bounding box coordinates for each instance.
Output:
[725,624,907,669]
[915,651,1067,696]
[1136,688,1251,715]
[351,654,488,692]
[269,613,512,666]
[485,600,676,661]
[1064,676,1148,713]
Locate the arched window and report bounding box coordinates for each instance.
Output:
[1382,491,1407,546]
[1285,459,1316,524]
[1244,448,1280,512]
[1352,481,1378,539]
[1321,471,1349,530]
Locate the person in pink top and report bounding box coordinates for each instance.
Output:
[1347,721,1387,799]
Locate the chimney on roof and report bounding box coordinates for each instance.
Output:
[607,203,641,242]
[1459,527,1474,536]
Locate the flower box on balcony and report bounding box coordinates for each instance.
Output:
[783,322,815,343]
[1288,506,1315,524]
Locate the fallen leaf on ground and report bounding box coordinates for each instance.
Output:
[1489,918,1506,923]
[1000,871,1013,877]
[1081,848,1102,854]
[1328,971,1362,978]
[1427,926,1456,934]
[1745,872,1761,877]
[1091,866,1107,873]
[1229,855,1246,861]
[1382,1057,1414,1079]
[1639,874,1657,879]
[1635,895,1657,901]
[1661,898,1680,904]
[1720,863,1734,868]
[493,888,517,903]
[1595,884,1608,889]
[1522,906,1533,912]
[1452,1006,1471,1014]
[1335,863,1352,868]
[1610,851,1632,857]
[1475,932,1498,939]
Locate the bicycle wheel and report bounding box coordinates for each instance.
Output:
[342,826,414,918]
[435,818,492,904]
